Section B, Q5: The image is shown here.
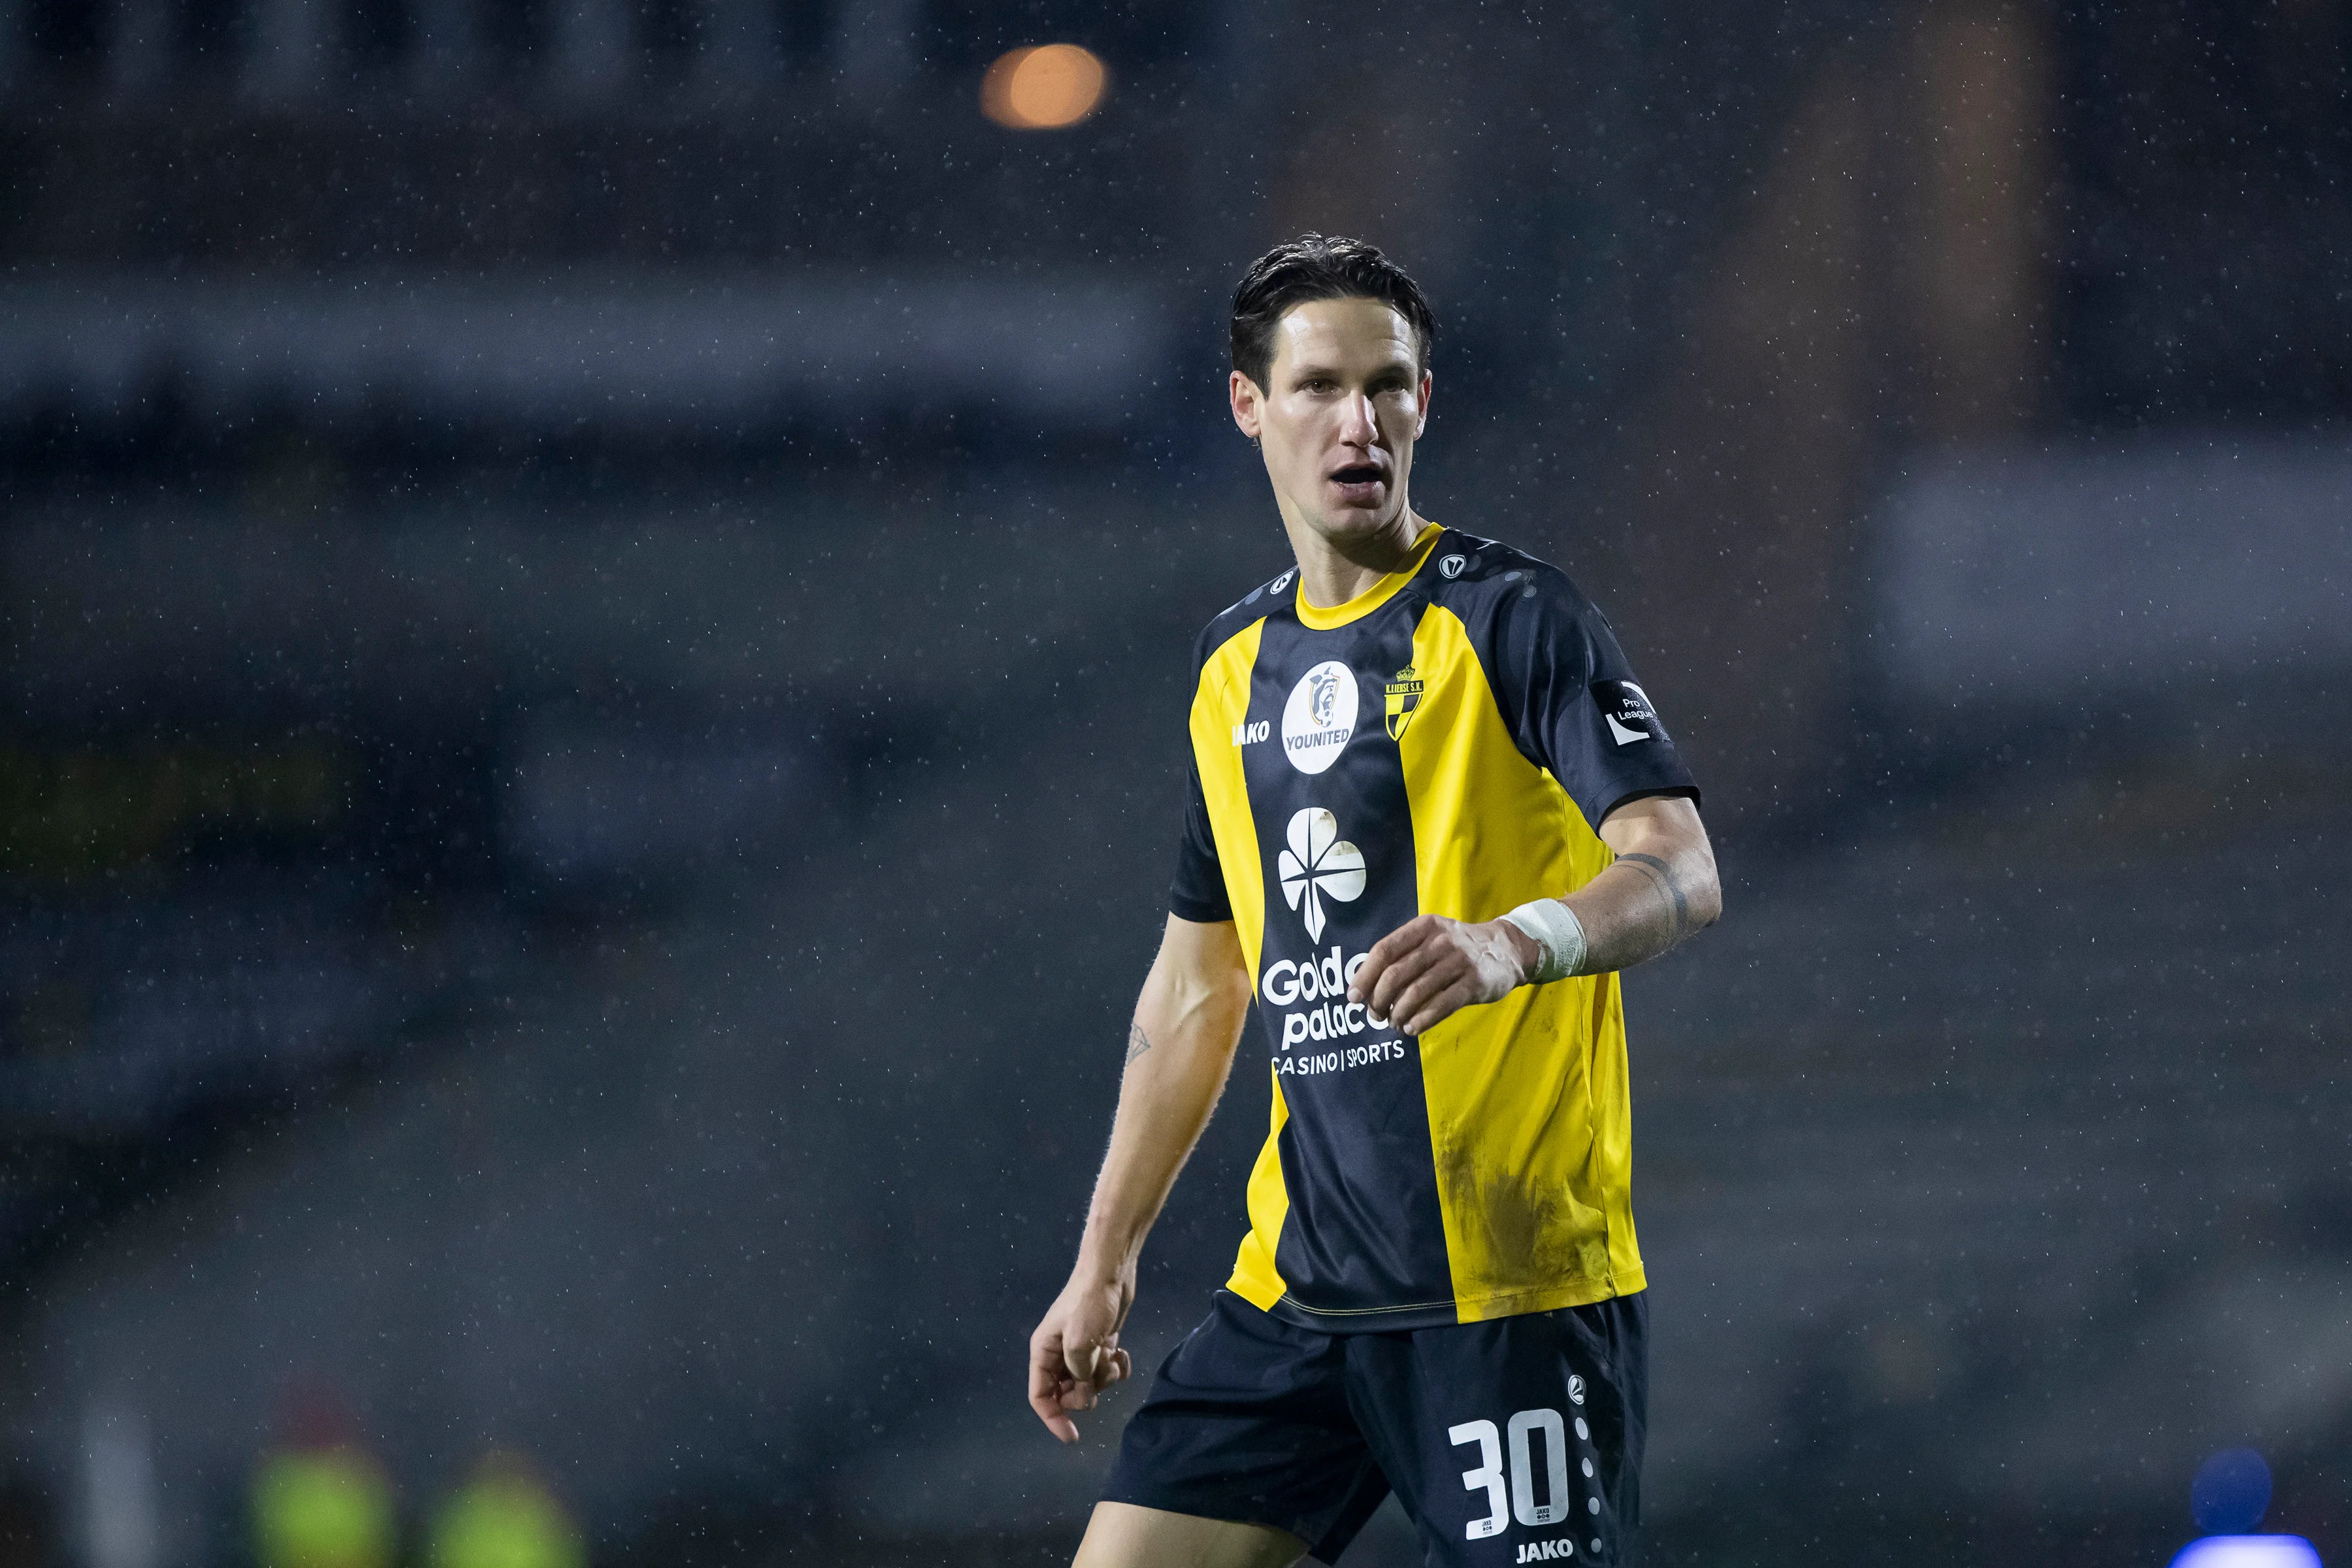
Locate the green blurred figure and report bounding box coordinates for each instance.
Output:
[429,1454,582,1568]
[253,1384,395,1568]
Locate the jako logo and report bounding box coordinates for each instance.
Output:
[1277,807,1364,941]
[1515,1541,1575,1563]
[1281,661,1358,775]
[1232,719,1270,746]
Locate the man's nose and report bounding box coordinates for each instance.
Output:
[1338,390,1379,443]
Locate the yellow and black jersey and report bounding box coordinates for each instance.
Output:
[1169,521,1698,1332]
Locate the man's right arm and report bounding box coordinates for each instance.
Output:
[1026,913,1254,1443]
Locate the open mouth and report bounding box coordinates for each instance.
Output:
[1329,463,1386,487]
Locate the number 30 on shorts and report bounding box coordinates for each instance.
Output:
[1446,1408,1595,1540]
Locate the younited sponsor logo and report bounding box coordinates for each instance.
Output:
[1281,661,1357,775]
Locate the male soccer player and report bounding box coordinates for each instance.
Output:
[1026,235,1722,1568]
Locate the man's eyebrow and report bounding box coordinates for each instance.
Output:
[1286,356,1417,385]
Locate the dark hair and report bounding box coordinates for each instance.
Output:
[1229,234,1437,393]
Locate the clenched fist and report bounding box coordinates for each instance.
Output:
[1348,914,1537,1036]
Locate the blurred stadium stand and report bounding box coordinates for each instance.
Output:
[0,1,2347,1567]
[0,275,1173,435]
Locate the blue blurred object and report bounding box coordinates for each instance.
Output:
[2194,1449,2275,1535]
[2168,1537,2321,1568]
[2170,1451,2317,1568]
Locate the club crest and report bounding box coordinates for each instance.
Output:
[1384,664,1424,742]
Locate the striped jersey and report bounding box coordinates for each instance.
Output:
[1168,521,1698,1331]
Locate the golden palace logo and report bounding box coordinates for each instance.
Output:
[1384,664,1424,741]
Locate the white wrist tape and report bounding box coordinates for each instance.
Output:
[1499,898,1588,985]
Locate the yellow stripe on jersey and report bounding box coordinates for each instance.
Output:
[1189,618,1269,977]
[1226,1066,1292,1311]
[1196,617,1293,1311]
[1398,604,1644,1321]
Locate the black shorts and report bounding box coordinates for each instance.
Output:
[1102,1289,1646,1567]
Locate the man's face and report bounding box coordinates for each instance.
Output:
[1230,297,1431,551]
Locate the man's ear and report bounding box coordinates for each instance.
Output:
[1229,370,1265,440]
[1414,369,1433,439]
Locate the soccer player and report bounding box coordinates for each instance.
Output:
[1026,235,1722,1568]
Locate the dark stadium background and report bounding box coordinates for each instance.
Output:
[1,2,2347,1565]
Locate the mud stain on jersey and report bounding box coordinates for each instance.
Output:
[1436,1145,1611,1298]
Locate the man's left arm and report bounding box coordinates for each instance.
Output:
[1349,793,1720,1037]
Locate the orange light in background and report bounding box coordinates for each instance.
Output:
[980,44,1108,129]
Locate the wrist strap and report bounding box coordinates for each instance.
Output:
[1499,898,1588,985]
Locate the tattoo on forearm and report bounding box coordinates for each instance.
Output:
[1616,852,1691,943]
[1125,1021,1153,1065]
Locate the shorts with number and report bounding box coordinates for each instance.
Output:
[1101,1288,1646,1567]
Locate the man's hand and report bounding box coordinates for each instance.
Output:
[1021,916,1249,1444]
[1348,914,1536,1036]
[1027,1267,1137,1443]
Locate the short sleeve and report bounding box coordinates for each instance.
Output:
[1168,757,1232,922]
[1488,568,1700,828]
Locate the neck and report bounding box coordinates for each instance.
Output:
[1284,500,1428,609]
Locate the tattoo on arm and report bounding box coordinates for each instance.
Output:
[1615,852,1691,943]
[1125,1021,1153,1066]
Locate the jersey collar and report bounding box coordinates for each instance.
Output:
[1293,521,1445,631]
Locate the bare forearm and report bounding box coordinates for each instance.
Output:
[1076,1037,1226,1271]
[1075,934,1250,1275]
[1350,797,1720,1041]
[1564,838,1720,973]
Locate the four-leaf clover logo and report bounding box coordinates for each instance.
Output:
[1278,807,1365,941]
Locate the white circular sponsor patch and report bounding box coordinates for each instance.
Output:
[1281,661,1358,775]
